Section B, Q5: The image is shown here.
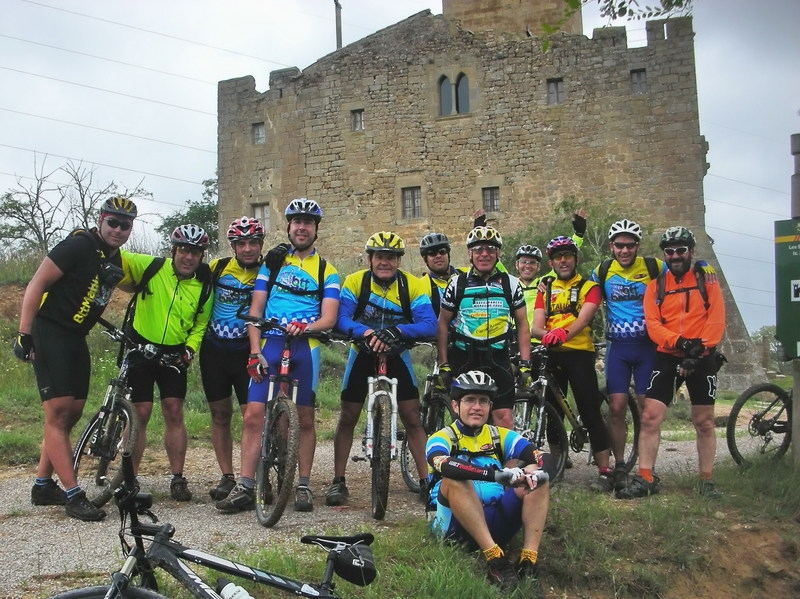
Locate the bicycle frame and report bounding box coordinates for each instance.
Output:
[363,353,399,461]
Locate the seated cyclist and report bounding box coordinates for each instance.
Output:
[427,370,551,590]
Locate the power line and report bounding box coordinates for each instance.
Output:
[0,66,216,116]
[21,0,292,68]
[714,250,773,265]
[0,107,214,154]
[706,225,775,243]
[0,33,216,86]
[705,197,787,218]
[728,283,774,295]
[706,173,789,196]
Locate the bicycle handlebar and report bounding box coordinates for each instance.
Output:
[97,317,182,371]
[235,306,331,342]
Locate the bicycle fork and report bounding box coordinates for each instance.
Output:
[359,375,399,460]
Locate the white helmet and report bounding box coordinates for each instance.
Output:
[608,219,642,241]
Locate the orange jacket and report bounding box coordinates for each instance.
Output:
[643,266,725,356]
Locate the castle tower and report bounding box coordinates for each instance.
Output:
[442,0,583,37]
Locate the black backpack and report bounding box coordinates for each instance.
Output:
[596,256,660,300]
[353,270,413,323]
[653,262,710,322]
[544,276,590,320]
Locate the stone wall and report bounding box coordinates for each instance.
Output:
[216,8,760,390]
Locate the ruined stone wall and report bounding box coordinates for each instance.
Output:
[442,0,583,37]
[216,10,760,390]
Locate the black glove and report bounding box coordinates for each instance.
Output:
[437,363,453,390]
[676,337,704,358]
[373,326,401,347]
[264,243,291,272]
[473,213,487,228]
[572,212,587,237]
[13,332,34,362]
[677,358,698,377]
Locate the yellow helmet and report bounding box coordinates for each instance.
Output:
[101,196,138,218]
[365,231,405,255]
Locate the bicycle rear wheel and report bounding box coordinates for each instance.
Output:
[47,586,168,599]
[371,394,392,520]
[73,395,139,508]
[726,383,792,467]
[400,391,454,493]
[599,387,640,473]
[256,397,299,527]
[513,393,569,482]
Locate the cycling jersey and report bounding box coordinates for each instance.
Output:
[253,249,340,337]
[591,256,667,341]
[534,273,600,352]
[440,268,525,351]
[337,269,436,339]
[643,265,725,356]
[206,257,259,342]
[37,229,122,334]
[420,266,463,317]
[120,251,212,352]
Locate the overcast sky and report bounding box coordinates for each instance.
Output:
[2,0,798,334]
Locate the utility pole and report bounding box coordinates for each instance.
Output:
[792,133,800,466]
[334,0,343,50]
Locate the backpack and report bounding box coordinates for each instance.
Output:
[596,256,660,300]
[654,262,710,322]
[353,270,413,323]
[544,276,590,320]
[70,228,124,287]
[427,275,442,318]
[428,423,504,492]
[265,256,328,303]
[450,271,515,312]
[117,256,214,364]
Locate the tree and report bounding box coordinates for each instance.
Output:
[155,179,219,254]
[0,154,150,256]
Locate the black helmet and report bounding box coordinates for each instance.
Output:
[659,226,696,249]
[515,244,542,261]
[101,196,137,218]
[420,232,450,256]
[451,370,497,400]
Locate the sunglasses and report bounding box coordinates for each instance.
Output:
[423,247,449,257]
[517,259,539,266]
[470,245,498,255]
[460,397,492,407]
[104,218,132,231]
[663,246,690,256]
[613,241,638,250]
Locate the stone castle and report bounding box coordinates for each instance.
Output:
[216,0,760,390]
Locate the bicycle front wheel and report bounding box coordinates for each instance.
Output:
[513,393,569,482]
[400,391,454,493]
[599,388,641,473]
[73,395,140,508]
[371,394,392,520]
[256,397,299,527]
[47,586,168,599]
[726,383,792,467]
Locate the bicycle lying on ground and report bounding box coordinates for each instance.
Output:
[237,309,330,527]
[399,339,453,494]
[72,317,178,508]
[48,453,377,599]
[726,382,793,466]
[512,345,640,481]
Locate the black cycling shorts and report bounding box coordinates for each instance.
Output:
[448,346,515,411]
[199,336,250,405]
[31,318,91,401]
[127,349,188,403]
[341,349,419,404]
[646,352,718,407]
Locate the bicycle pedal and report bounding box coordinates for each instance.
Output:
[352,456,366,462]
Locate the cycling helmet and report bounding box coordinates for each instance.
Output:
[365,231,405,255]
[101,196,138,218]
[171,224,209,249]
[659,226,696,249]
[545,236,579,257]
[608,219,642,241]
[285,198,323,223]
[515,244,542,261]
[419,232,451,256]
[466,226,503,249]
[227,216,265,241]
[451,370,497,399]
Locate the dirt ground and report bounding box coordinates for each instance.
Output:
[2,284,799,598]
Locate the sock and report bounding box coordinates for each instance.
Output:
[298,476,310,487]
[222,473,235,480]
[333,476,346,484]
[482,544,503,561]
[639,468,654,483]
[172,472,183,480]
[598,466,612,475]
[34,477,54,486]
[699,472,712,481]
[65,486,82,500]
[239,476,256,489]
[519,549,539,565]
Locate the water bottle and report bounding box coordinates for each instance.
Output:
[217,578,255,599]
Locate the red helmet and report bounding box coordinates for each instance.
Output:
[227,216,264,241]
[545,236,578,257]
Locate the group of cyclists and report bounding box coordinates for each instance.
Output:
[14,194,727,590]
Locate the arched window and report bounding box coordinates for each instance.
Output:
[455,73,470,114]
[439,75,452,116]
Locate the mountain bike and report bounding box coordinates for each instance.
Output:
[72,317,169,508]
[399,339,453,494]
[512,345,640,481]
[238,310,330,527]
[47,453,376,599]
[726,382,793,467]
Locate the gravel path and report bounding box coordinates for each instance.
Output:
[0,436,719,599]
